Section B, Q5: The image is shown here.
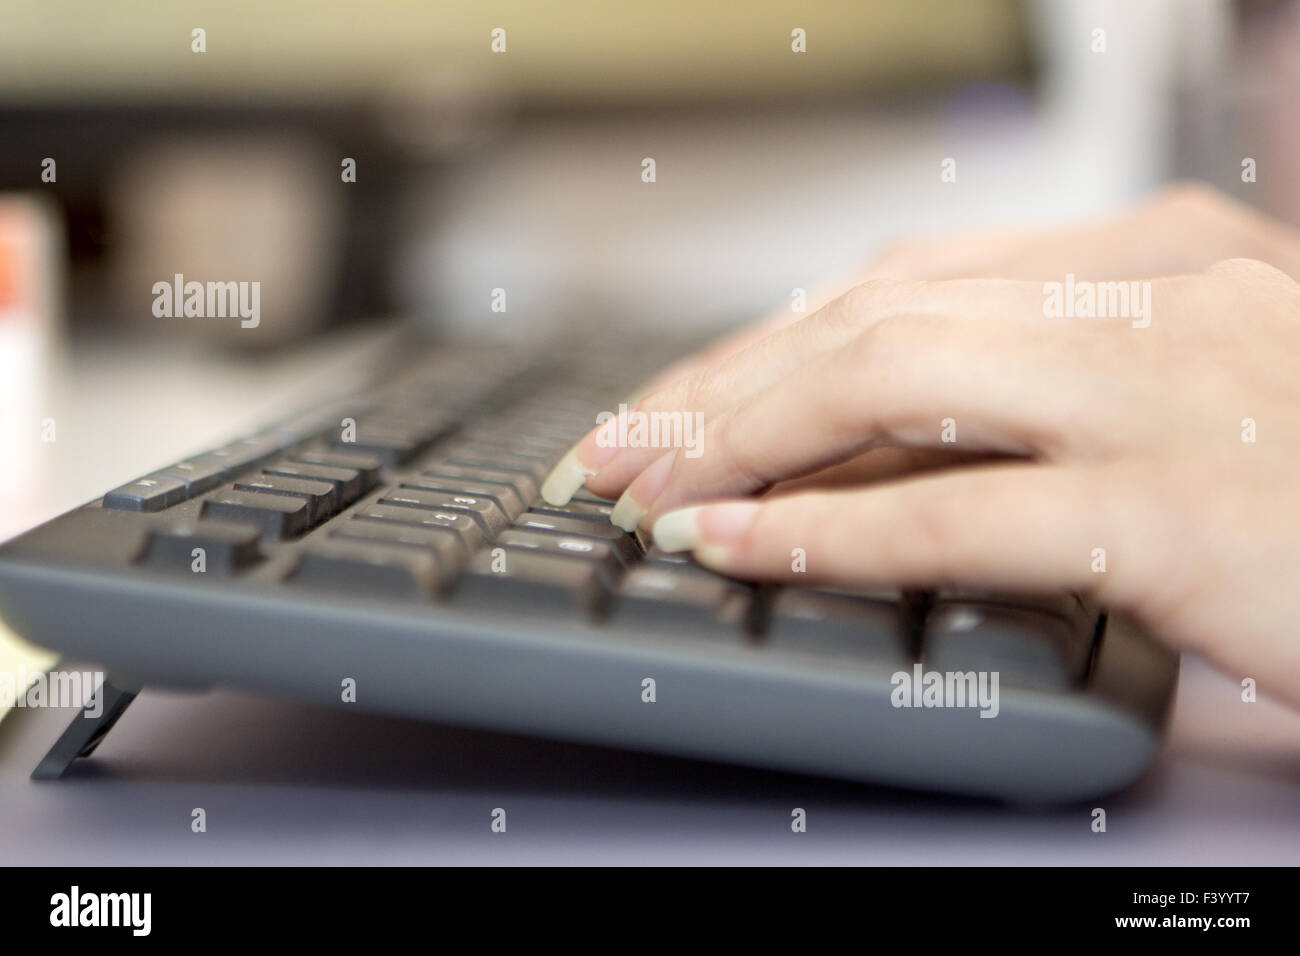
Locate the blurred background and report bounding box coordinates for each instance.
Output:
[1,0,1299,538]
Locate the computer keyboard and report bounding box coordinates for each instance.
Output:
[0,330,1178,803]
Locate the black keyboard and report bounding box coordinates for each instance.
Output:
[0,331,1178,802]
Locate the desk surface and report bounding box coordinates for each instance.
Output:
[2,327,1299,865]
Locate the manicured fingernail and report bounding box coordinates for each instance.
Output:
[541,413,630,506]
[652,501,759,553]
[609,452,675,532]
[609,492,645,532]
[650,506,706,552]
[540,448,595,505]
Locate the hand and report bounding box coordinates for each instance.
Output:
[542,256,1300,708]
[634,182,1300,395]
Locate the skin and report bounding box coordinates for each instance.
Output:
[542,183,1300,709]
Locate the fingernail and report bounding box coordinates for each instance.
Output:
[540,419,627,506]
[540,447,595,505]
[650,506,706,552]
[609,492,646,532]
[609,452,675,532]
[652,501,759,553]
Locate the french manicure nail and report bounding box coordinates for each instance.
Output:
[653,501,759,553]
[609,491,646,532]
[540,448,595,505]
[650,505,705,552]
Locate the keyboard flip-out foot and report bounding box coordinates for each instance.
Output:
[30,676,140,781]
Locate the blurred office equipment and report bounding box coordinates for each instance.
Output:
[2,1,1294,341]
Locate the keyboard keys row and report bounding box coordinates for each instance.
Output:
[234,474,338,522]
[331,514,468,568]
[351,506,483,554]
[104,474,188,512]
[105,443,384,514]
[419,463,539,504]
[528,499,614,522]
[513,512,635,561]
[401,478,524,520]
[379,488,510,537]
[326,413,454,467]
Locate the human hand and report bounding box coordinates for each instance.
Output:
[634,182,1300,394]
[543,256,1300,707]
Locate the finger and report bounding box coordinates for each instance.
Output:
[541,276,1048,505]
[630,308,1101,529]
[649,464,1137,600]
[611,444,1002,531]
[760,446,1002,497]
[542,278,927,504]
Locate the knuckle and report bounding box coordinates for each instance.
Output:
[825,278,918,330]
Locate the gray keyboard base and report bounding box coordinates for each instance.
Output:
[0,556,1176,804]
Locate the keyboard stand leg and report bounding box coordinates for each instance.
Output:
[30,676,140,781]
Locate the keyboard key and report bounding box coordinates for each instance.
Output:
[202,489,310,540]
[291,448,383,491]
[103,474,187,512]
[467,428,571,452]
[768,589,911,665]
[353,505,483,554]
[571,491,617,507]
[644,545,693,566]
[141,521,262,574]
[514,512,638,564]
[288,542,443,599]
[157,458,228,496]
[613,566,751,636]
[448,438,561,467]
[527,500,615,522]
[260,415,333,449]
[366,408,457,435]
[381,487,509,537]
[330,429,428,467]
[933,589,1093,623]
[444,451,548,484]
[922,596,1096,690]
[332,515,467,569]
[396,478,525,520]
[421,463,539,504]
[456,550,611,618]
[196,436,282,472]
[234,474,339,522]
[496,528,621,578]
[262,460,367,505]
